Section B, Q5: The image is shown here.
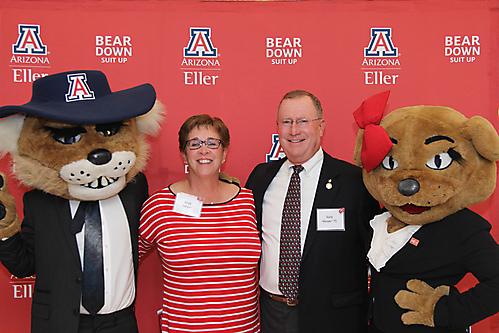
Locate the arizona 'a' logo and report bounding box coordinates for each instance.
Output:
[365,28,398,57]
[184,28,217,58]
[12,24,47,55]
[65,73,95,102]
[266,134,286,162]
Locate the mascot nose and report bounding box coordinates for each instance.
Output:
[398,178,420,196]
[88,149,112,165]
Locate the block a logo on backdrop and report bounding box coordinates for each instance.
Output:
[11,24,50,83]
[362,28,401,86]
[266,36,303,65]
[266,134,286,162]
[181,27,221,86]
[95,35,133,64]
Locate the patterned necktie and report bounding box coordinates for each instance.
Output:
[279,165,304,302]
[71,201,104,315]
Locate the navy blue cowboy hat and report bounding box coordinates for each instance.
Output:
[0,70,156,124]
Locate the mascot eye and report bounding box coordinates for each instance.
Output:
[382,155,398,170]
[54,134,82,145]
[101,129,116,137]
[46,126,86,145]
[96,122,124,137]
[426,152,453,170]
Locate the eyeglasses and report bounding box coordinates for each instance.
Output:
[185,138,222,150]
[277,118,322,127]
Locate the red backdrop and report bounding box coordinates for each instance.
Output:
[0,0,498,332]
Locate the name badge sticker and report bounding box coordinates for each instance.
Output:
[173,192,204,217]
[317,208,345,231]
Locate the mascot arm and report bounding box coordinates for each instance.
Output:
[397,223,499,329]
[0,232,35,278]
[0,172,35,277]
[0,192,36,278]
[434,227,499,329]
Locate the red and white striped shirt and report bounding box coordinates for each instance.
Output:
[140,186,261,333]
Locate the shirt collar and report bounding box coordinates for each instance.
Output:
[284,147,323,174]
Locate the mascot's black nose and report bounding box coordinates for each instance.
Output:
[398,179,420,196]
[88,149,112,165]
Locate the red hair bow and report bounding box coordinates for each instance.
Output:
[353,91,392,173]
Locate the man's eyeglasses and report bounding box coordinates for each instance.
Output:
[277,118,322,127]
[185,138,222,150]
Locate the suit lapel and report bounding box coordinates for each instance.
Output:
[56,197,82,266]
[119,184,137,228]
[381,218,442,269]
[302,153,341,261]
[118,184,140,275]
[252,159,286,230]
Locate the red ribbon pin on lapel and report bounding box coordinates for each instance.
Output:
[353,90,393,172]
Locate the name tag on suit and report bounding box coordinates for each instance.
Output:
[317,208,345,231]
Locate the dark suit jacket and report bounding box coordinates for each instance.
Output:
[369,208,499,333]
[0,173,148,333]
[246,152,380,333]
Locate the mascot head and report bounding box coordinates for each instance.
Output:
[0,70,163,201]
[353,91,499,226]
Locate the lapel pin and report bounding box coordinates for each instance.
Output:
[326,179,333,190]
[410,237,419,246]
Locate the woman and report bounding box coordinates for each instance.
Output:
[139,114,261,332]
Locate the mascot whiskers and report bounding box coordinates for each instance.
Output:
[353,91,499,333]
[0,70,164,333]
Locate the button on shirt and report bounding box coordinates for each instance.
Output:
[260,148,324,295]
[70,195,135,315]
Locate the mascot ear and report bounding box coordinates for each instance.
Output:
[0,115,24,157]
[136,100,166,137]
[461,116,499,162]
[353,129,365,167]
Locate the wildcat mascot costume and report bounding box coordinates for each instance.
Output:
[353,91,499,333]
[0,70,163,333]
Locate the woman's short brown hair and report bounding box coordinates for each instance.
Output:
[178,114,230,151]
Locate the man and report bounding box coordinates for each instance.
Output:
[246,90,380,332]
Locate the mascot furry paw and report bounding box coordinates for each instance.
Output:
[353,91,499,333]
[0,70,163,333]
[0,172,21,239]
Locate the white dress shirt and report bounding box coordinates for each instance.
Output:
[260,148,323,295]
[367,211,421,272]
[70,195,135,315]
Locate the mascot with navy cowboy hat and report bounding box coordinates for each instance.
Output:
[0,70,164,333]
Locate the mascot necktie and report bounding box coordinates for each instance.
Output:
[71,201,104,315]
[279,165,304,303]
